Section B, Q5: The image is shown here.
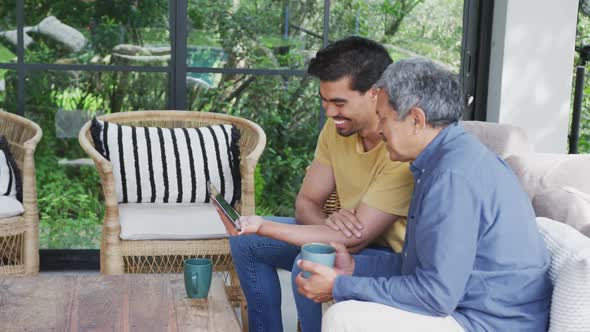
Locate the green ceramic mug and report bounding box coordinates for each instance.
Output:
[184,258,213,299]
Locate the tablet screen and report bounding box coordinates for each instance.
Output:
[208,181,241,230]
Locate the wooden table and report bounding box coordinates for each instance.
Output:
[0,274,241,332]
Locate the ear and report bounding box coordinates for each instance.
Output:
[366,87,380,100]
[409,107,427,134]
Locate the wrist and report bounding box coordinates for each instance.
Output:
[256,219,267,235]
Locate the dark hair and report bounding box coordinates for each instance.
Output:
[307,36,392,93]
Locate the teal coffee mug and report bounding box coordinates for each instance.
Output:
[184,258,213,299]
[301,243,336,278]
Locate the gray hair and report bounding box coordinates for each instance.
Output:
[374,57,463,127]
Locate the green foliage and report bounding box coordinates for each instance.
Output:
[0,0,465,248]
[575,12,590,153]
[31,112,104,249]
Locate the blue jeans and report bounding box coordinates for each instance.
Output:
[229,217,394,332]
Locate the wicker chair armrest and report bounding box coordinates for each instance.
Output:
[244,127,266,166]
[21,130,42,210]
[78,121,114,175]
[22,121,43,150]
[78,121,120,228]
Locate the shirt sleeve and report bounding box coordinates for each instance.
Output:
[313,119,332,166]
[333,171,480,316]
[361,162,414,217]
[348,252,403,277]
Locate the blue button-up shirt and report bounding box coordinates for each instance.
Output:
[333,122,552,331]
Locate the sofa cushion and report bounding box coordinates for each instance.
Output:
[534,187,590,237]
[461,121,533,159]
[91,118,241,205]
[0,135,22,201]
[506,153,590,199]
[536,217,590,332]
[0,195,24,218]
[118,203,229,240]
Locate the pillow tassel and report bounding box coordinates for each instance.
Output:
[90,117,105,157]
[230,125,242,207]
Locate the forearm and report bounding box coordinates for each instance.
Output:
[294,196,326,225]
[352,253,403,277]
[258,219,363,248]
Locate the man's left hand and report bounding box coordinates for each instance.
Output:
[295,259,339,303]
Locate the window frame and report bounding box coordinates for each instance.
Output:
[0,0,492,270]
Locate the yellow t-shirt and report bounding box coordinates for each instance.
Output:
[314,118,414,252]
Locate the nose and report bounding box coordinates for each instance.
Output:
[323,104,338,118]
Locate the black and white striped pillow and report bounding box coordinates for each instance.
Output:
[90,118,241,206]
[0,135,22,202]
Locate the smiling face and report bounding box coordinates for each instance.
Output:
[319,76,377,137]
[375,89,416,162]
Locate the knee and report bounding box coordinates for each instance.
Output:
[322,301,359,332]
[229,234,257,262]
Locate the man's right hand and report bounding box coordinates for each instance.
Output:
[324,208,363,238]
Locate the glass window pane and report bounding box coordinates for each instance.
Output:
[23,1,170,66]
[187,74,320,216]
[187,0,325,70]
[25,70,169,249]
[576,12,590,153]
[331,0,464,70]
[0,3,17,63]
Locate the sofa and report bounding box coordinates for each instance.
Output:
[463,121,590,331]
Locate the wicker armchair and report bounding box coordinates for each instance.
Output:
[79,110,265,329]
[0,111,42,276]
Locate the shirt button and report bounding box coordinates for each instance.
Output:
[404,252,408,258]
[417,179,421,184]
[422,169,425,173]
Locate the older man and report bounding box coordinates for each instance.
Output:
[295,57,552,332]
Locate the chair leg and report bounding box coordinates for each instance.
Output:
[100,242,124,274]
[240,300,249,332]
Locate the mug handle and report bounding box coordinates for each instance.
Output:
[191,272,199,294]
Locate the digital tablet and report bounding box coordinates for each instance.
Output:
[208,181,241,231]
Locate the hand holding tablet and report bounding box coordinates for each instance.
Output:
[208,181,242,232]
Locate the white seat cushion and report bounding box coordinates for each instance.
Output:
[536,217,590,331]
[119,203,229,240]
[0,195,24,218]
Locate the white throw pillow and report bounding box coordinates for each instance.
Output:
[90,118,241,206]
[536,217,590,332]
[0,195,24,218]
[534,186,590,237]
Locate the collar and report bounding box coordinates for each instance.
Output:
[410,121,464,176]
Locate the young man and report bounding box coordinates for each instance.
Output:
[295,57,552,332]
[224,37,414,332]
